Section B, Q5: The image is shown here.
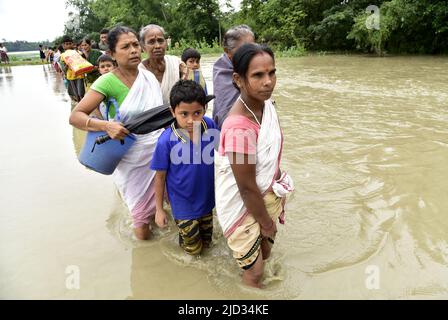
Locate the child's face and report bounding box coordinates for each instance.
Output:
[99,61,115,75]
[171,101,205,134]
[185,58,200,70]
[63,42,73,50]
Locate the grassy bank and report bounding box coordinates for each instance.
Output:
[2,42,307,67]
[1,60,47,67]
[1,52,46,67]
[167,39,307,57]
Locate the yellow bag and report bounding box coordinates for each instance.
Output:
[62,50,94,77]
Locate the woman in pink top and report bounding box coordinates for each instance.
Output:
[215,43,294,288]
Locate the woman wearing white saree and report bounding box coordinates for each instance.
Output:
[139,24,186,104]
[69,26,164,240]
[216,43,294,288]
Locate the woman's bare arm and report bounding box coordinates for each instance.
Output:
[69,89,129,140]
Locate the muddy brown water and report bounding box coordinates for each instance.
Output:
[1,55,447,299]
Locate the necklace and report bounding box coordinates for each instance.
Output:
[117,68,136,88]
[239,96,262,126]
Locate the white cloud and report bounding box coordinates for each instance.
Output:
[0,0,242,42]
[0,0,67,41]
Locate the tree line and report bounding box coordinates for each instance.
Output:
[1,41,53,52]
[62,0,447,55]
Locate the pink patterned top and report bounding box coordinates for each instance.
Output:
[219,115,260,156]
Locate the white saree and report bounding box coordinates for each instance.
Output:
[140,55,181,105]
[112,66,164,227]
[215,100,294,238]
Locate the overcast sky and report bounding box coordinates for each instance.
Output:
[0,0,241,42]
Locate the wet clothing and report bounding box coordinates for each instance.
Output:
[90,66,165,228]
[176,213,213,256]
[227,192,282,269]
[216,99,294,269]
[150,116,216,221]
[66,79,85,102]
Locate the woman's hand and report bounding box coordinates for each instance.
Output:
[105,122,130,140]
[180,62,188,79]
[155,209,168,229]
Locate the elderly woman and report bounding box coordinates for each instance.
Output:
[212,25,255,129]
[139,24,186,104]
[69,26,165,240]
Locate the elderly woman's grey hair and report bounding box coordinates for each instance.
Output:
[223,24,255,51]
[139,24,167,44]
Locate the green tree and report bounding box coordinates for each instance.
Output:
[171,0,221,43]
[347,0,448,54]
[65,0,106,41]
[60,0,447,54]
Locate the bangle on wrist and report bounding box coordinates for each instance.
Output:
[85,117,93,130]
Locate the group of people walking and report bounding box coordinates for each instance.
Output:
[68,24,293,289]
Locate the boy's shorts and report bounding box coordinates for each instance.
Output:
[227,192,282,270]
[175,212,213,256]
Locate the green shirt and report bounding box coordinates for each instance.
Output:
[84,49,103,85]
[91,72,129,119]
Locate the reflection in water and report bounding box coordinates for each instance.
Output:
[0,66,12,75]
[73,127,87,157]
[0,66,13,89]
[72,127,87,157]
[1,57,447,299]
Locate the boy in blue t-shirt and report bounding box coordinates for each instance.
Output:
[151,80,217,256]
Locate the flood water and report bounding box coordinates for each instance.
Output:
[1,55,447,299]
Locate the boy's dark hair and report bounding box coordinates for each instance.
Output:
[181,48,201,63]
[62,35,73,43]
[170,80,206,110]
[97,54,116,66]
[100,29,109,35]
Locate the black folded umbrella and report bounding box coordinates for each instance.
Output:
[95,95,215,145]
[95,103,174,145]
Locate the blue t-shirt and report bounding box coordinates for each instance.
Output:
[150,116,218,220]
